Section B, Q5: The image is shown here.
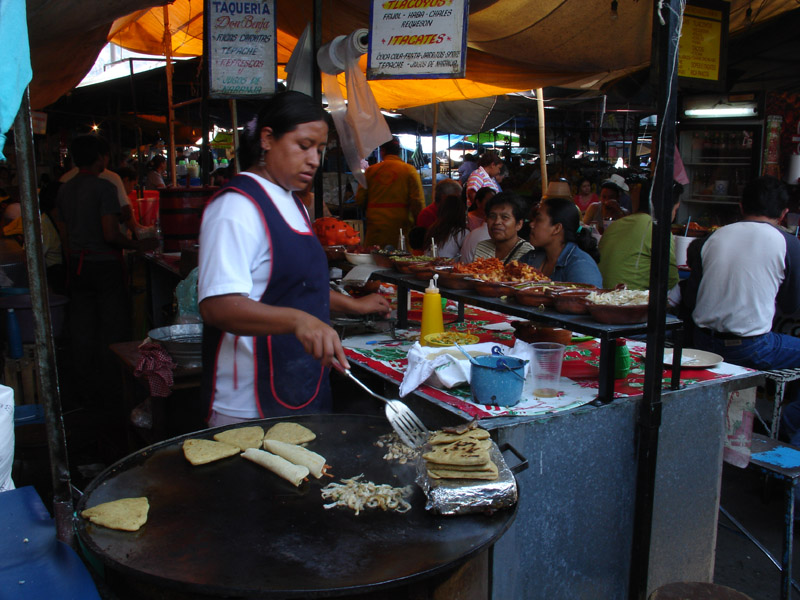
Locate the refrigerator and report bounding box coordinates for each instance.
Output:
[676,117,763,227]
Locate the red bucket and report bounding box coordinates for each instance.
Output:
[137,191,160,227]
[159,187,216,252]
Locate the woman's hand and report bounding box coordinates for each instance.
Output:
[329,289,391,318]
[293,312,350,369]
[351,293,392,317]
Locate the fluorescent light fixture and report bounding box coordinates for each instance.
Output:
[684,106,757,118]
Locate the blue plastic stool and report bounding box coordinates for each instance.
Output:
[0,486,100,599]
[13,404,45,427]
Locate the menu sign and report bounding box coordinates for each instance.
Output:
[206,0,276,99]
[368,0,468,80]
[677,0,728,90]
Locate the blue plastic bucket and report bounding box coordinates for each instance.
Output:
[470,356,527,407]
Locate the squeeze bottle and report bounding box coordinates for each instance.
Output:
[419,274,444,346]
[614,338,631,379]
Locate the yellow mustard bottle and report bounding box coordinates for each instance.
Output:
[420,274,445,346]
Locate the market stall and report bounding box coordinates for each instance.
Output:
[337,286,760,597]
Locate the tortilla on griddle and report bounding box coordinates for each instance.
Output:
[427,461,499,480]
[183,438,239,466]
[262,439,327,478]
[264,422,316,444]
[81,497,149,531]
[422,438,491,466]
[241,448,309,487]
[429,429,490,445]
[213,426,264,451]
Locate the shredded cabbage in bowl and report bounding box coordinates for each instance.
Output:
[587,289,649,306]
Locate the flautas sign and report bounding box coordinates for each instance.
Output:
[368,0,468,80]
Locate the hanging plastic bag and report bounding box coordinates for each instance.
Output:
[0,385,15,492]
[175,267,201,323]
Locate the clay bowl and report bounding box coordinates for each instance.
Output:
[587,302,649,324]
[514,283,557,307]
[436,268,475,290]
[512,322,573,345]
[472,279,517,297]
[392,257,434,274]
[323,245,346,261]
[408,258,454,281]
[371,251,409,268]
[343,280,381,297]
[550,288,595,315]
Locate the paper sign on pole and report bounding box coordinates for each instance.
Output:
[206,0,277,99]
[368,0,468,80]
[677,0,728,90]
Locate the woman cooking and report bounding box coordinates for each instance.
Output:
[520,197,603,286]
[198,91,390,426]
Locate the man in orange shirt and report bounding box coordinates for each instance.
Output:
[355,137,425,248]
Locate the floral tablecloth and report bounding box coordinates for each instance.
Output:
[343,298,752,419]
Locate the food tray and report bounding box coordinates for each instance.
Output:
[415,441,524,515]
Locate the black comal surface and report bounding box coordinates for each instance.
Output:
[75,414,516,598]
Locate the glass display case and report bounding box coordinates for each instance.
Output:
[677,122,763,226]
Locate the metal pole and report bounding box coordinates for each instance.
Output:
[229,99,240,174]
[13,88,74,545]
[312,0,324,219]
[536,88,548,195]
[163,7,177,187]
[629,1,682,597]
[128,59,144,190]
[431,103,439,204]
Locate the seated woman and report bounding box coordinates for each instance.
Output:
[520,197,603,287]
[473,192,534,263]
[573,177,598,214]
[425,193,468,259]
[582,178,628,234]
[467,186,495,231]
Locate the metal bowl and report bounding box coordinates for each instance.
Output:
[148,323,203,368]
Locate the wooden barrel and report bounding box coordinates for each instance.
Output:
[158,187,217,252]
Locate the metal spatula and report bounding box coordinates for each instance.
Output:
[341,368,430,448]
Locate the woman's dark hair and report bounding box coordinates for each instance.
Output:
[148,155,166,171]
[239,91,329,170]
[485,191,527,222]
[426,194,467,250]
[469,186,496,211]
[541,197,599,262]
[478,151,503,168]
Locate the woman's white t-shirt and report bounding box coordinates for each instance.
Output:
[198,173,311,418]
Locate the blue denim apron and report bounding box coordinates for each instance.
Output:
[202,174,331,418]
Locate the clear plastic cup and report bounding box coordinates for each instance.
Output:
[530,342,565,398]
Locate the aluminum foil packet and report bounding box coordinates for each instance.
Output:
[415,441,518,515]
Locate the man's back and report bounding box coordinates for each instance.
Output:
[694,221,800,337]
[598,213,678,290]
[355,155,424,247]
[56,173,120,256]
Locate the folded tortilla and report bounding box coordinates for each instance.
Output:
[262,439,327,479]
[241,448,309,487]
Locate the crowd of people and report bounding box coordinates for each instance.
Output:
[7,90,800,452]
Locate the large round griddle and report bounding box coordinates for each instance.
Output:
[75,414,516,598]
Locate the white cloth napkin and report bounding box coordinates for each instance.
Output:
[399,340,532,398]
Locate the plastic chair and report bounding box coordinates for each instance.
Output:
[719,434,800,600]
[755,368,800,439]
[648,581,752,599]
[0,486,100,599]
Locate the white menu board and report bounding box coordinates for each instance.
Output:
[206,0,277,98]
[368,0,468,80]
